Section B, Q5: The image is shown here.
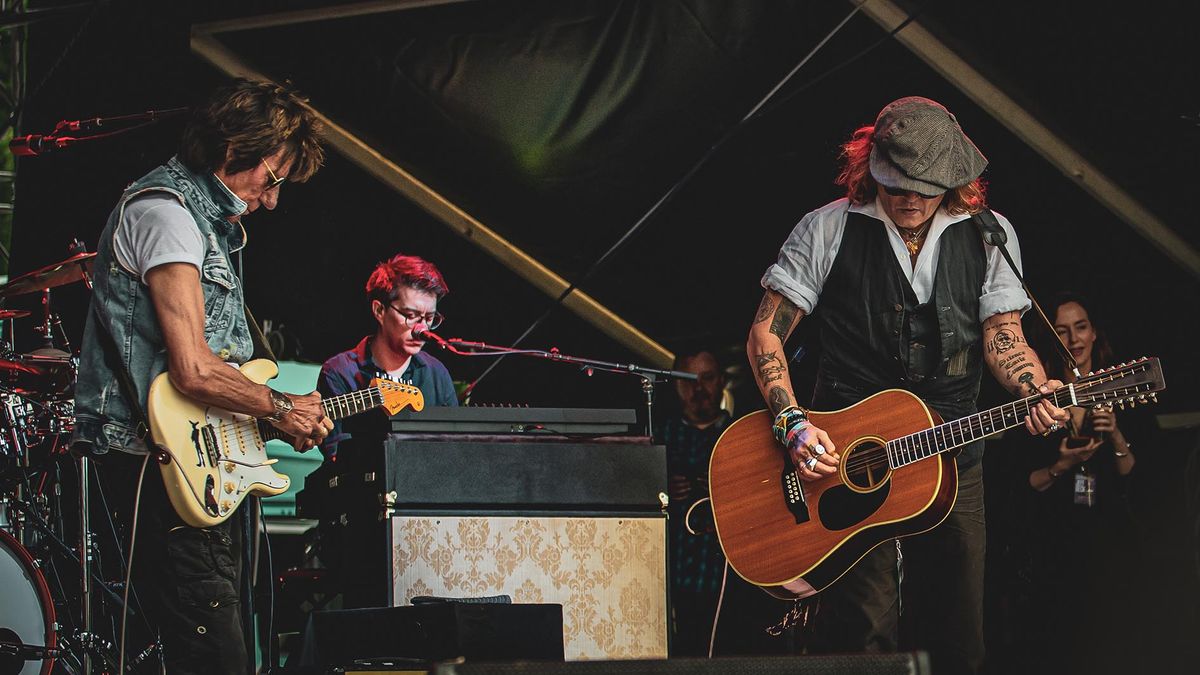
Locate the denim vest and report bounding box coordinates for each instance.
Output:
[73,156,254,455]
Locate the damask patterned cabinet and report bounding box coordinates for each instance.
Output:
[300,422,668,661]
[391,514,666,660]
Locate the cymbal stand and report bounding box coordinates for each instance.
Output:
[79,453,94,675]
[36,288,72,353]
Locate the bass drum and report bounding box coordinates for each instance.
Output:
[0,529,55,675]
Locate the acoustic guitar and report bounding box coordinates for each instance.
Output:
[708,357,1165,599]
[147,358,424,527]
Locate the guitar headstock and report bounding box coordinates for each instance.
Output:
[370,378,426,414]
[1073,357,1166,410]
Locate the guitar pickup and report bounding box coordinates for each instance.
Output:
[782,466,810,524]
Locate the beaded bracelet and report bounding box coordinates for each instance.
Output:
[772,405,810,445]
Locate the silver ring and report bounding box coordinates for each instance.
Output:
[1048,422,1061,433]
[803,457,818,470]
[812,444,826,456]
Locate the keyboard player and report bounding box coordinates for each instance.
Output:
[317,253,459,460]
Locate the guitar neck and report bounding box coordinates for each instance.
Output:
[886,386,1076,469]
[257,386,384,443]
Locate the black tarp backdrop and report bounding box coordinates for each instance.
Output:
[7,0,1199,670]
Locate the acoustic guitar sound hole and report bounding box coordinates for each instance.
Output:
[843,439,891,491]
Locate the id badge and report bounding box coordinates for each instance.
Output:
[1073,469,1096,507]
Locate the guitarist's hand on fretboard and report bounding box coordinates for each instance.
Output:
[269,390,332,452]
[1022,380,1071,437]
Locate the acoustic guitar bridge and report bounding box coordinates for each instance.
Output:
[781,466,810,524]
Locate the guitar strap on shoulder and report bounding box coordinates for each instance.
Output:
[969,209,1078,378]
[243,305,277,362]
[88,300,157,447]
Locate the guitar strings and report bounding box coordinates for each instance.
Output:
[821,368,1149,477]
[841,376,1144,475]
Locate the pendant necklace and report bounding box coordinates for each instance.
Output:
[901,221,932,256]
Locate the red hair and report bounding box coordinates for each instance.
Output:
[834,125,988,216]
[365,254,449,304]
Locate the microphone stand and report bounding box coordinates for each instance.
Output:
[420,330,697,436]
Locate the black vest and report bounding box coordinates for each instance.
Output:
[812,211,988,468]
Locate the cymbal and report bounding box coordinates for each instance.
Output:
[0,308,31,320]
[0,251,95,297]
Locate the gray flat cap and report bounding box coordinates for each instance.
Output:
[868,96,988,196]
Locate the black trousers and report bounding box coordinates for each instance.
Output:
[806,462,987,675]
[100,451,250,674]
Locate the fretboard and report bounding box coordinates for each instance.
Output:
[886,386,1075,469]
[321,387,385,421]
[257,386,383,443]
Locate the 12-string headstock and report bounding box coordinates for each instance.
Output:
[1073,357,1166,410]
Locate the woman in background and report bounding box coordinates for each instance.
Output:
[1018,291,1144,674]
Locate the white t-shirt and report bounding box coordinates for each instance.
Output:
[113,193,205,282]
[761,197,1031,322]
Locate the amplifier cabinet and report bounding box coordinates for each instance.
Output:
[389,513,667,661]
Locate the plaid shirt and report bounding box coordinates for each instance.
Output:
[658,412,731,595]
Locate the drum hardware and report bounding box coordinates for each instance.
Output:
[3,496,131,613]
[0,242,141,675]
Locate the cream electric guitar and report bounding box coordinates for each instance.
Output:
[147,358,424,527]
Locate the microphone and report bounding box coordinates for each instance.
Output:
[411,324,447,346]
[8,134,73,156]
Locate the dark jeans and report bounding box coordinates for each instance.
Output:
[673,574,801,658]
[100,451,249,674]
[807,462,986,675]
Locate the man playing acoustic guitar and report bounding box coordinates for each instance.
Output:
[747,96,1069,674]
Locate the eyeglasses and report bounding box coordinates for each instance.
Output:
[388,304,444,330]
[881,184,942,200]
[261,158,287,191]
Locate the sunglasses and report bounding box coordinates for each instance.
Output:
[261,158,287,191]
[881,184,942,200]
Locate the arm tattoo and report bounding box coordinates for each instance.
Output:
[753,293,776,324]
[768,386,792,416]
[986,327,1027,354]
[1018,372,1036,395]
[768,297,799,341]
[755,351,786,384]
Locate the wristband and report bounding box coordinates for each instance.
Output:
[772,405,810,446]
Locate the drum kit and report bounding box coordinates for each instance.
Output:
[0,248,129,675]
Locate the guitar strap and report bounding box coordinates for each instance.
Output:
[89,300,158,448]
[243,305,278,362]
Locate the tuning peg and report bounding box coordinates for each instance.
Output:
[1150,393,1158,403]
[1129,400,1137,408]
[1117,401,1126,410]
